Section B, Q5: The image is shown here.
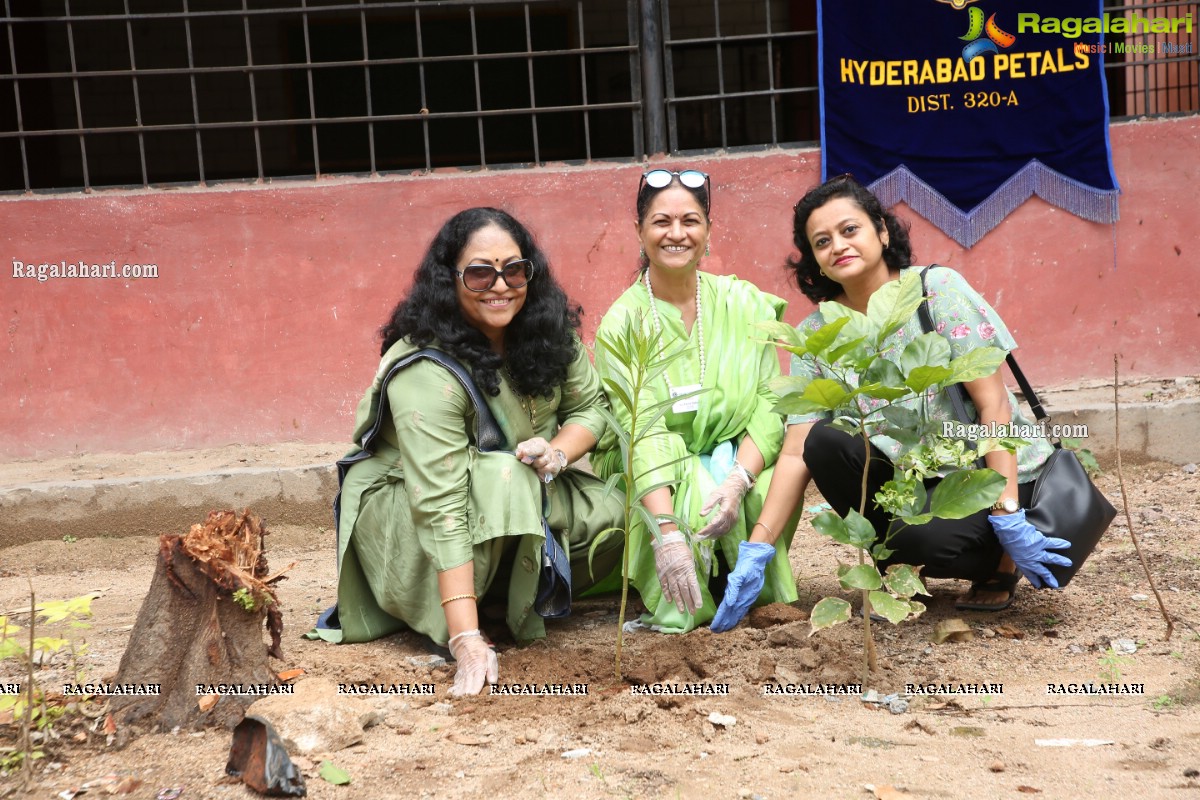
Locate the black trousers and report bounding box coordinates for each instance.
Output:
[803,419,1034,584]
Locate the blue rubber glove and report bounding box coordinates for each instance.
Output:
[989,509,1072,589]
[711,541,776,632]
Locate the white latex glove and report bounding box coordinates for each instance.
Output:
[696,466,753,541]
[515,437,566,484]
[447,629,498,697]
[652,531,703,614]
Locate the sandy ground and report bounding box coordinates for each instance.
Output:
[2,461,1199,800]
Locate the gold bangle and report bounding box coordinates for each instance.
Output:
[440,593,477,607]
[752,521,775,539]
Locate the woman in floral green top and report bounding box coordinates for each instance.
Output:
[712,176,1069,628]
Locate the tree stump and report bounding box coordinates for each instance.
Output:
[110,509,285,731]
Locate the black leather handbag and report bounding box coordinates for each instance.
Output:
[918,267,1117,587]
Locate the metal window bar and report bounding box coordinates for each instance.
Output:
[64,0,89,190]
[660,0,820,154]
[182,0,205,185]
[358,0,375,176]
[123,0,148,187]
[244,0,264,182]
[1102,0,1199,119]
[4,0,28,191]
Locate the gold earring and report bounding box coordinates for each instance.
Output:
[819,269,827,277]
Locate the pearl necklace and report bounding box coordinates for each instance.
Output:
[643,270,706,393]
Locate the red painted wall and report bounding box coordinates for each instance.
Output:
[3,115,1197,459]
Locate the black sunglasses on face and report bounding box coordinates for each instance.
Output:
[638,169,711,213]
[456,259,535,292]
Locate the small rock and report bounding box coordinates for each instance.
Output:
[1131,594,1149,601]
[524,727,539,744]
[707,712,736,728]
[978,627,996,639]
[1111,638,1138,655]
[755,733,770,745]
[990,761,1005,773]
[359,710,384,729]
[701,722,714,742]
[767,622,807,647]
[624,706,645,724]
[407,655,447,669]
[561,748,592,759]
[1068,644,1084,655]
[1183,768,1199,778]
[739,791,753,799]
[861,689,883,704]
[1183,464,1197,475]
[885,696,909,715]
[429,702,454,715]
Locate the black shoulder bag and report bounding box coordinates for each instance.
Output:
[918,266,1116,587]
[318,348,571,634]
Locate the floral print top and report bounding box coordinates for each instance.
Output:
[787,265,1054,483]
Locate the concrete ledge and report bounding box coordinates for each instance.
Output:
[1,387,1195,547]
[1,462,338,548]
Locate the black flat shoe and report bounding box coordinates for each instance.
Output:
[954,571,1020,612]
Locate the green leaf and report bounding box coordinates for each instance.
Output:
[600,379,635,417]
[769,374,811,398]
[319,761,352,786]
[755,319,805,348]
[828,417,862,436]
[802,379,850,411]
[944,346,1005,386]
[586,527,623,581]
[825,336,869,365]
[844,510,877,549]
[870,543,894,561]
[896,511,933,527]
[862,357,904,389]
[816,301,871,342]
[0,638,24,660]
[881,405,921,431]
[772,395,827,416]
[867,270,925,345]
[855,384,911,402]
[928,468,1006,519]
[838,563,883,591]
[803,316,851,358]
[900,332,951,373]
[905,364,954,393]
[881,564,928,599]
[811,511,850,544]
[867,591,912,624]
[808,597,852,634]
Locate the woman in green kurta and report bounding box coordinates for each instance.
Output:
[591,170,801,634]
[321,208,623,696]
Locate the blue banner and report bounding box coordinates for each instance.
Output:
[818,0,1124,247]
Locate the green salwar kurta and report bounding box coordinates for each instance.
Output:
[321,337,624,647]
[592,272,800,633]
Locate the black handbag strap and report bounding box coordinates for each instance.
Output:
[918,265,1049,425]
[358,347,505,456]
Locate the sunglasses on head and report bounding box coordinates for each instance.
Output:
[455,259,535,292]
[638,169,711,213]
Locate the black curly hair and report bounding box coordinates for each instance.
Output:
[379,207,582,398]
[787,175,914,304]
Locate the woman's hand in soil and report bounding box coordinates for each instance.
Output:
[447,629,498,696]
[989,509,1072,589]
[696,466,753,541]
[652,532,703,614]
[710,541,776,632]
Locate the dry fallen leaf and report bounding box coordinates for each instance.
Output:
[996,624,1024,639]
[1017,786,1042,794]
[107,775,143,795]
[444,732,492,746]
[931,618,974,644]
[277,668,305,681]
[102,713,117,735]
[873,785,915,800]
[198,694,218,712]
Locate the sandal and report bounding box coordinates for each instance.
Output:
[955,571,1020,612]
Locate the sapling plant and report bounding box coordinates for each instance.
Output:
[589,315,702,681]
[764,270,1018,683]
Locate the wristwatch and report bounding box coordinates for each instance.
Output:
[991,497,1020,513]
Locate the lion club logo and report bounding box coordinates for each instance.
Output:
[954,5,1017,60]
